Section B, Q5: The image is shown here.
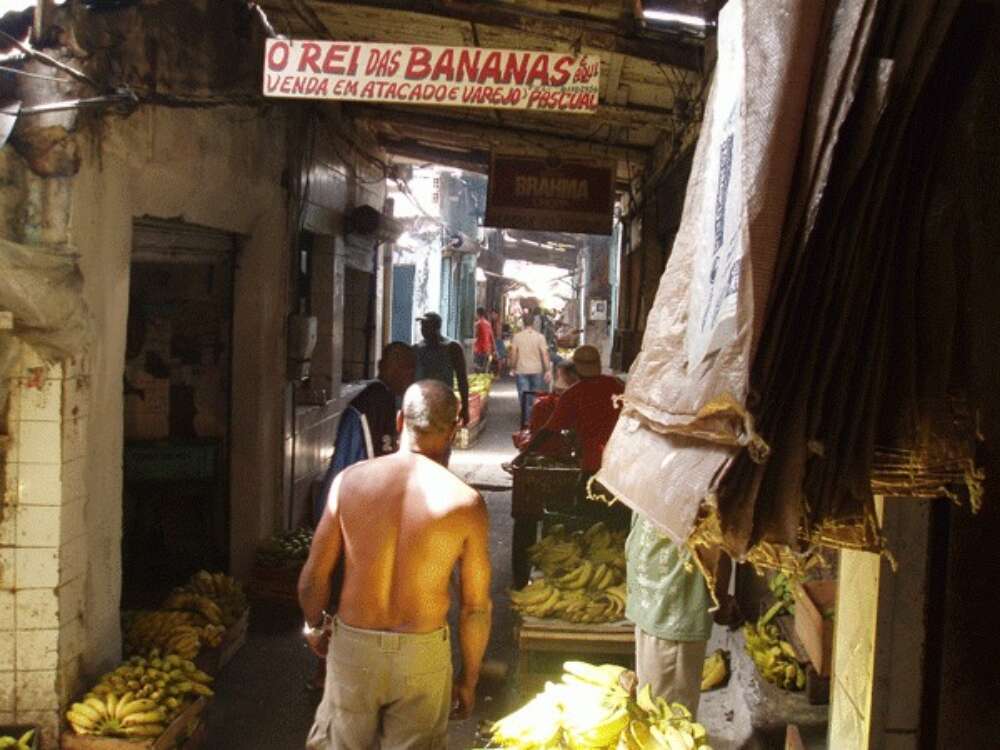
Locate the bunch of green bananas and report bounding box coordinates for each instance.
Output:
[767,572,796,615]
[486,661,713,750]
[743,602,806,691]
[124,610,224,659]
[0,730,34,749]
[66,654,212,738]
[256,528,313,567]
[175,570,248,626]
[700,649,729,692]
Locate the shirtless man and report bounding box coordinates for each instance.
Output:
[300,380,492,749]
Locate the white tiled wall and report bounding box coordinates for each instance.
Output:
[1,349,88,747]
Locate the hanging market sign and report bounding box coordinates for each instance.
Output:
[263,40,600,113]
[485,153,615,235]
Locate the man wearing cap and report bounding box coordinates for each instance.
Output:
[413,311,470,426]
[511,345,624,478]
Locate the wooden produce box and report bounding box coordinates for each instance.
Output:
[794,580,837,677]
[62,697,209,750]
[452,417,487,450]
[248,563,302,604]
[1,725,39,749]
[195,607,249,675]
[515,615,634,696]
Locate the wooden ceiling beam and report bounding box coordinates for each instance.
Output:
[304,0,704,71]
[380,137,489,174]
[501,243,578,270]
[347,103,649,164]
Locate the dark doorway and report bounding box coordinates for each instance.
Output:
[121,219,236,607]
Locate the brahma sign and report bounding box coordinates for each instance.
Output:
[485,154,615,235]
[263,40,600,113]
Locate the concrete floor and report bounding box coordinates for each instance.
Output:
[203,378,806,748]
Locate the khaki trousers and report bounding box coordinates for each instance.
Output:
[634,627,707,718]
[306,618,452,750]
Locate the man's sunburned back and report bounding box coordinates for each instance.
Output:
[335,450,480,633]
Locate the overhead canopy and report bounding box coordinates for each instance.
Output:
[259,1,715,183]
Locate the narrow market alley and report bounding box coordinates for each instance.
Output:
[3,2,999,749]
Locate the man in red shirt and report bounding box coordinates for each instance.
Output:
[512,360,579,456]
[511,345,628,527]
[513,345,624,473]
[473,307,496,373]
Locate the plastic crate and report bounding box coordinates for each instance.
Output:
[124,442,219,482]
[511,464,580,518]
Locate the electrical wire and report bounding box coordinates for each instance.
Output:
[0,64,70,82]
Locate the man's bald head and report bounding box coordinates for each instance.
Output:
[402,380,459,439]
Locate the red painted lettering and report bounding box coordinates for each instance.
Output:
[551,56,573,86]
[405,46,432,80]
[457,49,481,82]
[431,48,455,81]
[526,54,550,85]
[266,41,290,71]
[321,43,350,74]
[477,51,502,83]
[298,42,322,73]
[502,53,530,84]
[348,45,361,76]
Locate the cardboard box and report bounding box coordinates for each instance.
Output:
[125,375,170,440]
[794,580,837,677]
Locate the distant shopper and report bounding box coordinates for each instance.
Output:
[508,321,551,427]
[626,517,738,716]
[473,307,496,373]
[511,345,622,476]
[302,381,492,748]
[413,311,470,425]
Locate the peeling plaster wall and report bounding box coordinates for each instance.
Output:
[68,106,290,652]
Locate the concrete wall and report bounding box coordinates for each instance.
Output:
[0,103,290,745]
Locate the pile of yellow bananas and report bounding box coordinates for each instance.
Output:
[125,571,248,659]
[511,523,628,624]
[0,730,34,749]
[65,654,213,738]
[743,602,806,691]
[173,570,248,626]
[124,610,225,659]
[486,661,712,750]
[700,650,729,692]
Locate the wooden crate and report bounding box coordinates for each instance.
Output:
[195,607,249,675]
[794,580,836,677]
[452,417,487,449]
[515,615,634,696]
[62,697,209,750]
[248,563,301,604]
